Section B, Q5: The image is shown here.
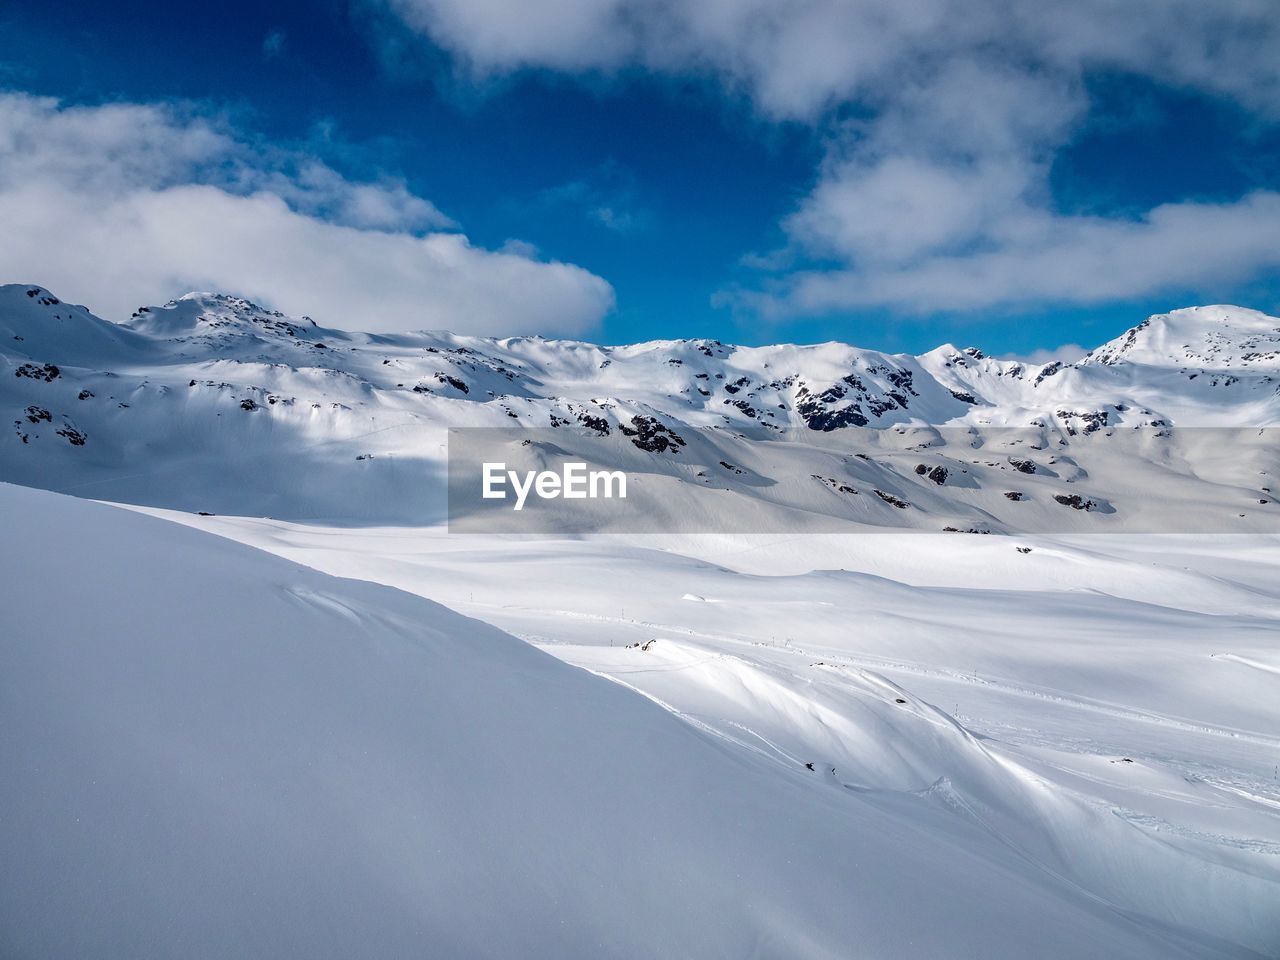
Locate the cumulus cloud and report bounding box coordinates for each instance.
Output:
[382,0,1280,316]
[383,0,1280,119]
[763,191,1280,314]
[0,93,614,334]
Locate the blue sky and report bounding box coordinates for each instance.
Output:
[2,0,1279,355]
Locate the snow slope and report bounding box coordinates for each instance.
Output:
[1,481,1246,960]
[155,510,1280,959]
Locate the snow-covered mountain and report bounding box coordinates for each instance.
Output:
[2,283,1276,529]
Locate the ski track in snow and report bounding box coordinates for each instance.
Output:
[1213,653,1280,678]
[507,607,1279,748]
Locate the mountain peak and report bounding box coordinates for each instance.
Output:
[1084,305,1280,370]
[124,293,324,341]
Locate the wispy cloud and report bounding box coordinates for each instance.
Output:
[537,169,651,235]
[261,29,287,60]
[589,204,641,234]
[1001,344,1087,366]
[0,93,614,335]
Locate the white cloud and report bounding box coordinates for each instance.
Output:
[383,0,1280,120]
[381,0,1280,316]
[1003,344,1087,366]
[259,161,457,232]
[754,55,1280,314]
[0,93,614,335]
[764,191,1280,314]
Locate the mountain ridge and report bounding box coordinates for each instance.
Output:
[6,284,1278,426]
[2,282,1277,528]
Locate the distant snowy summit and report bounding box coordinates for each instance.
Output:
[1084,305,1280,371]
[1,282,1278,529]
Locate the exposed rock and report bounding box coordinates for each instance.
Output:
[15,363,60,382]
[874,489,910,509]
[56,425,87,446]
[1054,493,1095,511]
[620,415,686,453]
[812,475,857,495]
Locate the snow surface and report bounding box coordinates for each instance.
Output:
[147,511,1280,957]
[3,283,1280,957]
[6,481,1258,959]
